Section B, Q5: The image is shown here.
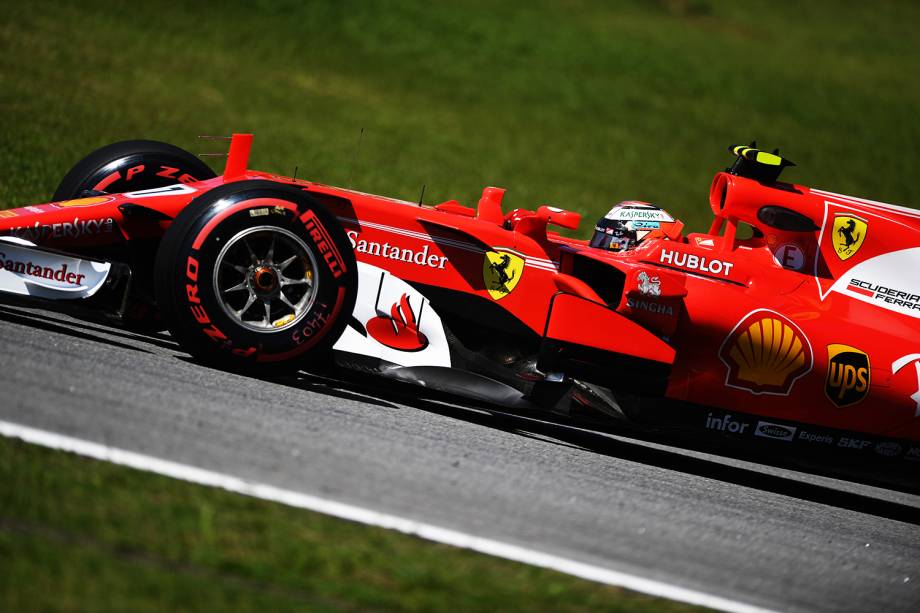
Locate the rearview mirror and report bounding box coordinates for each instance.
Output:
[538,205,581,230]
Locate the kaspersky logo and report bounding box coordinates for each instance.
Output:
[825,344,870,408]
[719,309,813,396]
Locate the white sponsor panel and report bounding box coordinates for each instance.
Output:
[334,262,451,367]
[0,238,110,299]
[831,247,920,319]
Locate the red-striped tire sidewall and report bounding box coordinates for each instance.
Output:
[154,180,357,369]
[53,140,217,201]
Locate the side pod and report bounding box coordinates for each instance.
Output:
[538,293,675,395]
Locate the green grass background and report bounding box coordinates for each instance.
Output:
[1,1,918,609]
[0,436,698,612]
[1,0,918,234]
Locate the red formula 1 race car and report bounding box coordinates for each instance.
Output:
[1,135,918,476]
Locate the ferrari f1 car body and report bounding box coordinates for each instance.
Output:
[1,135,918,468]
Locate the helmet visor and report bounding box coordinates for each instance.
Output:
[590,222,634,251]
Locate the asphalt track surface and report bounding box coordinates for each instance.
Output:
[0,303,918,612]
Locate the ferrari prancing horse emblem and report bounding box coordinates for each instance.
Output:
[483,249,524,300]
[832,214,867,261]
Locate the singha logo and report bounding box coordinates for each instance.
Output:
[637,271,661,296]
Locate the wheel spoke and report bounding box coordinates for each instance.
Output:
[222,279,249,294]
[222,261,249,275]
[214,226,319,332]
[243,238,258,264]
[280,275,311,287]
[278,291,296,310]
[278,254,298,271]
[265,233,276,263]
[293,290,313,310]
[235,293,256,317]
[262,300,272,325]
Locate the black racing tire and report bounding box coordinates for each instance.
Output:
[54,140,217,332]
[154,180,357,371]
[53,139,216,201]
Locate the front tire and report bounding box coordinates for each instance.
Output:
[154,181,357,370]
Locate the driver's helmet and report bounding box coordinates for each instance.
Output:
[589,217,636,251]
[589,201,675,252]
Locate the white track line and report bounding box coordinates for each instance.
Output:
[0,419,774,613]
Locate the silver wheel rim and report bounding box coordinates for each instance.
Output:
[212,225,318,333]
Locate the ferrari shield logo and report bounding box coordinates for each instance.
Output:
[483,249,524,300]
[832,214,867,261]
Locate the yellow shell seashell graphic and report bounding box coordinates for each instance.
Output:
[720,311,813,395]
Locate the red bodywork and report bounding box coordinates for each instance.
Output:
[2,135,918,448]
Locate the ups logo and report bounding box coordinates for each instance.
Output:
[825,344,870,408]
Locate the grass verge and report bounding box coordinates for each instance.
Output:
[0,435,700,611]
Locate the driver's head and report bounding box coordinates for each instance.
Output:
[590,201,676,251]
[590,218,636,251]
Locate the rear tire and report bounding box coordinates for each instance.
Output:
[53,139,216,201]
[154,180,357,371]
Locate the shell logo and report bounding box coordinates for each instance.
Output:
[719,309,813,396]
